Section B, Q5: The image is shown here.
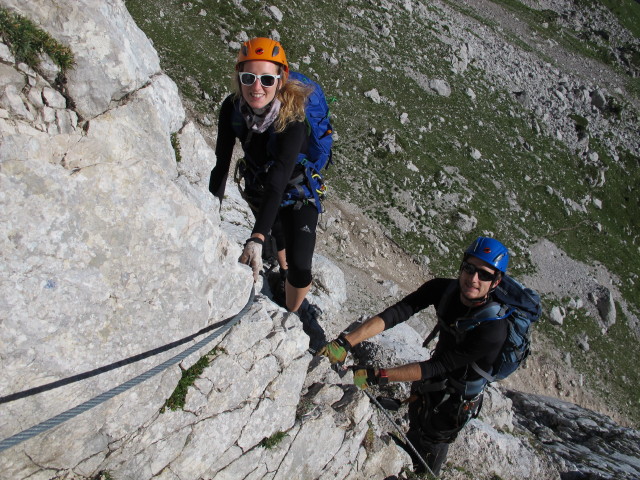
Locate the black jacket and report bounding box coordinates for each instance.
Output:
[378,278,508,382]
[209,94,307,237]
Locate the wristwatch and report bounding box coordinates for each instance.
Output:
[378,368,389,386]
[337,333,352,352]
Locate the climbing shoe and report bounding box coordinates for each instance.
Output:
[298,299,327,353]
[267,268,287,309]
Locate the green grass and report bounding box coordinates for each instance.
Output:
[170,132,182,162]
[124,0,640,427]
[259,431,288,449]
[161,348,223,412]
[401,467,438,480]
[91,472,114,480]
[0,7,74,71]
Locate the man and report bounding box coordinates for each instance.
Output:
[318,236,511,475]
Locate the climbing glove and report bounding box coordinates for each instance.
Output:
[352,367,379,390]
[317,334,352,364]
[239,237,263,282]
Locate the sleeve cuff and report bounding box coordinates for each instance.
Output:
[419,361,434,380]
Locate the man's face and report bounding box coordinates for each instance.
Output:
[458,256,501,305]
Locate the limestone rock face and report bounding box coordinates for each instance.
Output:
[0,1,250,475]
[2,0,162,119]
[508,391,640,480]
[0,2,402,479]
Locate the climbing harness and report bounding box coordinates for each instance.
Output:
[365,390,437,479]
[0,286,255,453]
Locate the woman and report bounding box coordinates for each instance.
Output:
[209,37,319,315]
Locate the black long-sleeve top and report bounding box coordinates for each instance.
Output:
[378,278,508,382]
[209,94,307,237]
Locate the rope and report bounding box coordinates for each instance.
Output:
[0,286,255,453]
[364,390,437,479]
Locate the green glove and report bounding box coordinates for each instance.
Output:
[352,367,378,390]
[317,335,352,364]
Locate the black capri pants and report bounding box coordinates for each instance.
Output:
[271,203,318,288]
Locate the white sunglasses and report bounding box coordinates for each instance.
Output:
[238,72,281,87]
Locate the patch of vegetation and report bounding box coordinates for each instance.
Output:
[295,397,315,420]
[91,471,114,480]
[362,423,376,452]
[443,463,475,478]
[569,113,589,137]
[259,431,288,449]
[161,347,223,412]
[170,132,182,162]
[401,467,437,480]
[0,7,74,71]
[624,75,640,100]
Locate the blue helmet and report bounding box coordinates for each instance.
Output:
[464,237,509,273]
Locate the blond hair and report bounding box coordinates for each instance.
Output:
[233,64,312,133]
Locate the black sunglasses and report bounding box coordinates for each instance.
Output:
[460,261,497,282]
[238,72,281,87]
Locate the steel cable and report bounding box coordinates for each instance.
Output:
[365,390,437,479]
[0,286,255,453]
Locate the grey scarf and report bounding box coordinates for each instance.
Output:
[239,97,282,134]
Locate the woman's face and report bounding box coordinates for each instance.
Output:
[239,60,280,111]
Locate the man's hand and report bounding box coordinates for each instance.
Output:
[352,367,378,390]
[239,238,263,282]
[317,335,352,364]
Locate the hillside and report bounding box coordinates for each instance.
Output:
[123,0,640,426]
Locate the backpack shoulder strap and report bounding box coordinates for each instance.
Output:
[454,302,511,332]
[471,362,496,383]
[422,324,440,348]
[467,304,513,383]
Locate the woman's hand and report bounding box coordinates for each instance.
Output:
[239,237,264,282]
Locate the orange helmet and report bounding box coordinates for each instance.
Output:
[236,37,289,72]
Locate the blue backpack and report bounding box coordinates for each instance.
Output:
[232,71,333,213]
[431,276,542,382]
[479,276,542,381]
